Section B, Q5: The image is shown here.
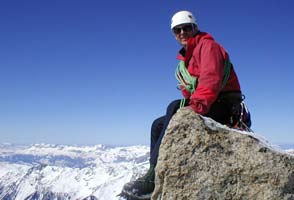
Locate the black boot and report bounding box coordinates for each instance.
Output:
[122,164,155,197]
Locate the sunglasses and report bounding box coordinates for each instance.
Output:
[173,24,194,34]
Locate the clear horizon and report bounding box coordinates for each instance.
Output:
[1,142,294,151]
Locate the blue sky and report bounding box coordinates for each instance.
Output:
[0,0,293,147]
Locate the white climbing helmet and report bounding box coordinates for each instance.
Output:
[171,10,197,29]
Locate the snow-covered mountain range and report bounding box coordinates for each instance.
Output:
[1,143,293,200]
[0,143,149,200]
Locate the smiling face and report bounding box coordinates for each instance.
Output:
[173,23,198,48]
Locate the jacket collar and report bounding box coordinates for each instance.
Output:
[176,32,214,64]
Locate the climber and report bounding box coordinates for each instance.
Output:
[120,10,251,199]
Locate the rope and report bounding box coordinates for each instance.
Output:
[175,59,232,108]
[175,61,197,94]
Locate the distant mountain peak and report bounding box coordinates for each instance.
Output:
[0,144,149,200]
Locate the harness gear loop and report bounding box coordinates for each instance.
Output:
[238,102,253,132]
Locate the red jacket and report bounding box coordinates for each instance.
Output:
[177,32,241,115]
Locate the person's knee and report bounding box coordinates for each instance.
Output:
[166,99,181,113]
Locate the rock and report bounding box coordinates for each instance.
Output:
[151,107,294,200]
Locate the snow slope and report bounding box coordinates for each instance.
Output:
[0,144,149,200]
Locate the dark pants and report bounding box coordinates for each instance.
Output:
[149,99,231,165]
